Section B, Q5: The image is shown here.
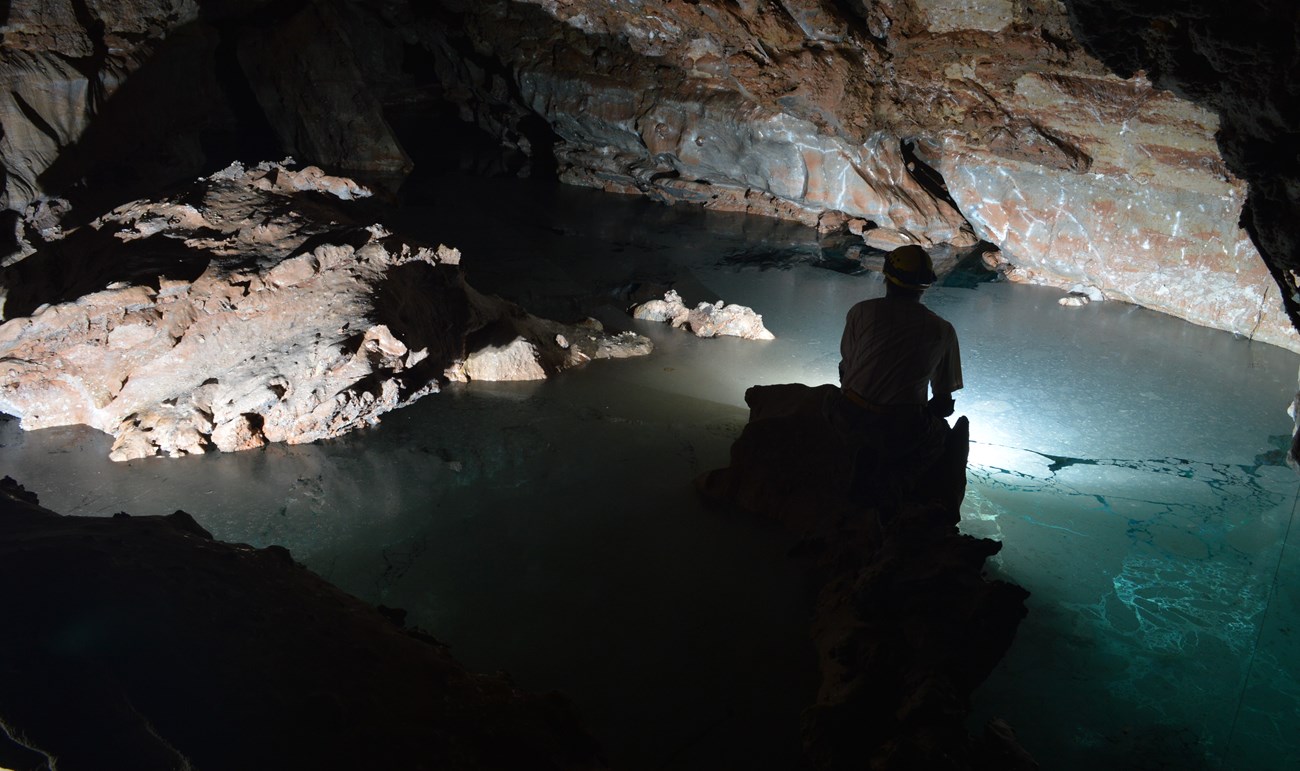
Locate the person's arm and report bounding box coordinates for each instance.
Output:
[838,305,858,386]
[928,326,962,418]
[927,391,955,418]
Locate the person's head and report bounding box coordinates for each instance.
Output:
[882,244,936,300]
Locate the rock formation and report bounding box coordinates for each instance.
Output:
[0,0,1295,350]
[0,477,607,770]
[698,383,1033,769]
[415,0,1297,350]
[0,161,651,460]
[632,289,776,340]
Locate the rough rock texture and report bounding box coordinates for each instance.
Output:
[408,0,1296,349]
[697,383,1032,769]
[0,477,607,771]
[632,289,776,340]
[1057,0,1300,334]
[237,2,413,176]
[0,0,1295,350]
[0,161,651,460]
[0,0,273,243]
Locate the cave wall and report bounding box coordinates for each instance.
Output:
[0,0,1296,351]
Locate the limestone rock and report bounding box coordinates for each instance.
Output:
[0,1,231,224]
[463,337,547,381]
[0,161,651,460]
[632,290,775,340]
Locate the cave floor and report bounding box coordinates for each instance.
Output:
[3,174,1298,769]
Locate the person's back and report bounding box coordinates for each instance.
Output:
[839,294,961,408]
[830,245,962,508]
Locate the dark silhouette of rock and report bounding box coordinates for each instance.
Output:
[698,383,1035,770]
[0,476,607,771]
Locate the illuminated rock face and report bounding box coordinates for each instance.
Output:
[431,0,1296,349]
[936,73,1294,349]
[0,0,1295,351]
[0,162,650,460]
[632,290,776,340]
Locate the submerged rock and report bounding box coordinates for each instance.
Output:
[0,477,606,770]
[631,289,775,340]
[0,161,651,460]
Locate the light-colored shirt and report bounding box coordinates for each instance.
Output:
[838,296,962,406]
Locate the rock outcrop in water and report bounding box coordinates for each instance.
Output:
[0,477,607,770]
[698,383,1033,769]
[631,290,776,340]
[0,161,651,460]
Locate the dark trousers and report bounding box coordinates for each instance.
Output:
[824,390,948,509]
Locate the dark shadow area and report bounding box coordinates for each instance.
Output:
[902,138,960,212]
[36,21,280,232]
[386,7,561,206]
[935,244,1001,289]
[696,384,1033,769]
[0,227,211,319]
[373,259,471,391]
[0,477,607,770]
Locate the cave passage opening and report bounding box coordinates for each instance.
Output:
[2,172,1298,769]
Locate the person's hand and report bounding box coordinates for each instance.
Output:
[927,394,955,418]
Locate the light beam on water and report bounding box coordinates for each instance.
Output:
[2,176,1298,769]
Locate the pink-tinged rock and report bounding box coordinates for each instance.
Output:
[448,0,1297,351]
[525,72,975,246]
[633,290,775,340]
[935,70,1298,351]
[463,337,547,382]
[0,161,651,460]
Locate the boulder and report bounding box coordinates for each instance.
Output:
[415,0,1297,350]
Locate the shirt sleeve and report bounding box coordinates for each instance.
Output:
[931,323,963,395]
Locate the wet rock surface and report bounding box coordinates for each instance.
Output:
[0,161,651,460]
[417,0,1295,349]
[0,0,1295,350]
[632,289,776,340]
[698,383,1033,770]
[0,477,606,771]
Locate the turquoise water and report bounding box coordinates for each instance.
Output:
[2,176,1297,768]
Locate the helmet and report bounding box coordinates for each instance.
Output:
[883,244,937,290]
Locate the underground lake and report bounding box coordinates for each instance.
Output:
[1,176,1297,769]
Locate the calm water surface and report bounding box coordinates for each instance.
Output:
[2,176,1297,769]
